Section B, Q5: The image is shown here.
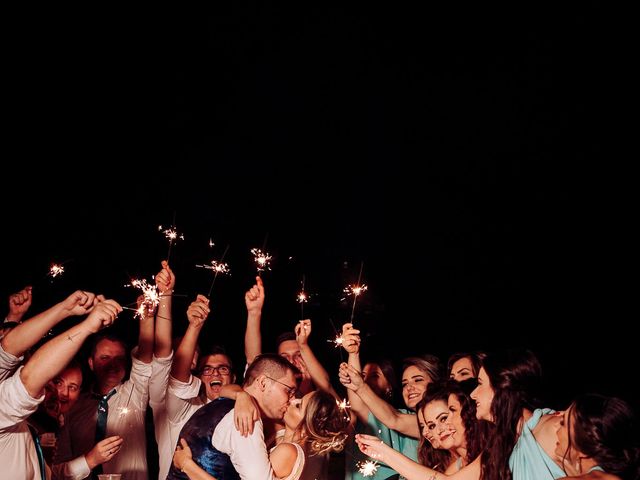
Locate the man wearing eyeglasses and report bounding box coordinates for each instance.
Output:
[165,296,238,469]
[167,353,299,480]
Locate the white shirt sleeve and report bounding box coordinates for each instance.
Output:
[0,341,24,382]
[0,366,43,430]
[149,352,173,406]
[212,411,275,480]
[49,455,91,480]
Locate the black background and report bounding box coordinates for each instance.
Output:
[2,4,635,412]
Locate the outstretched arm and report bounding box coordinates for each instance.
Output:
[2,289,98,357]
[356,433,481,480]
[171,295,209,382]
[244,276,264,365]
[296,319,338,397]
[154,260,175,358]
[338,323,370,423]
[6,286,32,323]
[21,295,121,398]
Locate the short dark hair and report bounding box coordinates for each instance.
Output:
[243,353,299,387]
[89,333,128,358]
[197,344,233,372]
[275,331,296,349]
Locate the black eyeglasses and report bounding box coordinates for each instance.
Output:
[265,375,296,398]
[201,365,231,376]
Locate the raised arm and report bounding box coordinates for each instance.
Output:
[296,319,338,398]
[154,260,175,358]
[171,295,210,382]
[244,276,264,365]
[340,362,420,437]
[337,322,370,423]
[6,286,32,322]
[356,433,481,480]
[21,295,121,398]
[136,293,155,364]
[1,289,96,357]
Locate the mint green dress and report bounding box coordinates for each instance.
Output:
[345,409,419,480]
[509,408,565,480]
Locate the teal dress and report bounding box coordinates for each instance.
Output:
[509,408,565,480]
[345,409,419,480]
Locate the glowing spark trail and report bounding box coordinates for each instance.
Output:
[357,460,379,477]
[49,264,65,278]
[251,248,272,273]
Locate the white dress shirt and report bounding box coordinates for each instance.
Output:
[149,352,173,480]
[0,340,23,382]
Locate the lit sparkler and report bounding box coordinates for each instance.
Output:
[49,264,65,278]
[357,460,379,477]
[297,275,308,319]
[158,224,184,263]
[343,261,367,325]
[327,334,344,348]
[336,398,351,421]
[250,248,272,273]
[197,244,231,298]
[119,382,135,416]
[125,279,160,320]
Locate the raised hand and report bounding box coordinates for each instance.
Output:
[155,260,176,294]
[60,290,99,316]
[355,433,389,461]
[7,286,33,322]
[244,276,265,314]
[339,362,365,391]
[295,319,311,346]
[186,294,210,328]
[341,322,361,354]
[83,299,122,333]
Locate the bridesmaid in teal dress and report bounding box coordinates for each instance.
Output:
[555,393,639,480]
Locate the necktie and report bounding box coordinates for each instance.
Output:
[94,389,116,477]
[95,388,117,443]
[28,424,46,480]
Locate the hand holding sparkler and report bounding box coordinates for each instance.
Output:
[338,362,365,392]
[355,433,391,464]
[135,294,157,320]
[60,290,99,317]
[340,323,361,355]
[186,295,210,329]
[250,247,272,274]
[244,276,265,316]
[295,319,312,346]
[82,299,122,334]
[155,260,176,295]
[7,286,33,322]
[84,435,123,470]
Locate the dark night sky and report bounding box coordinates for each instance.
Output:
[2,4,635,409]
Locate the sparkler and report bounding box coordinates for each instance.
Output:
[158,224,184,264]
[250,248,272,274]
[343,261,367,325]
[357,460,379,477]
[124,279,160,320]
[336,398,351,421]
[119,382,135,416]
[297,275,308,319]
[48,264,65,278]
[196,244,230,298]
[327,334,344,348]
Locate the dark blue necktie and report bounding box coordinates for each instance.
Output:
[94,388,116,477]
[28,424,46,480]
[95,388,117,443]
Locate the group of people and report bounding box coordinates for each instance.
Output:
[1,264,638,480]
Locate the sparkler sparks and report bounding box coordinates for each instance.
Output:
[196,260,230,275]
[49,264,65,278]
[158,224,184,263]
[357,460,379,477]
[336,398,351,421]
[250,248,272,273]
[125,279,160,320]
[297,291,308,304]
[327,334,344,348]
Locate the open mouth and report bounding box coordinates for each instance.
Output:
[209,380,222,387]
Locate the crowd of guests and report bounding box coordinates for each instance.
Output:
[1,262,638,479]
